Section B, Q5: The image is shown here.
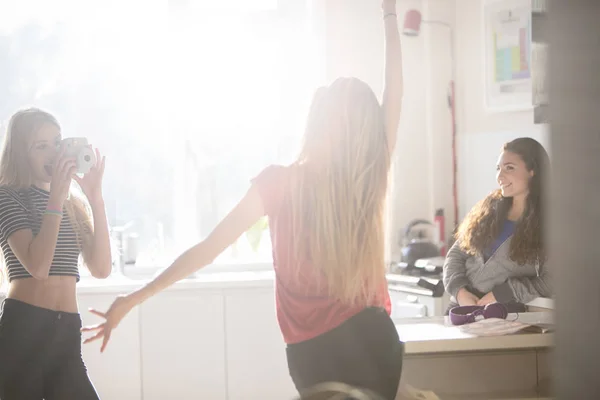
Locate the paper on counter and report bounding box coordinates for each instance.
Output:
[459,318,532,337]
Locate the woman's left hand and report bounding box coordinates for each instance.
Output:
[81,294,135,353]
[477,292,497,306]
[74,148,106,205]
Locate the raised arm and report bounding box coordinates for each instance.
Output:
[382,0,403,154]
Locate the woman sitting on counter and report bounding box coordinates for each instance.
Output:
[443,137,551,313]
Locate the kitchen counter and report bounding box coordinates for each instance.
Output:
[75,270,277,294]
[397,311,554,355]
[75,271,554,316]
[526,296,554,310]
[397,312,554,399]
[75,270,422,295]
[5,272,555,399]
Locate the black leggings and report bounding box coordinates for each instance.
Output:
[0,298,100,400]
[286,307,404,400]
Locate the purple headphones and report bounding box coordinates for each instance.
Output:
[449,302,508,326]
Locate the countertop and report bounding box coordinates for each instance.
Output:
[75,270,277,294]
[74,270,427,294]
[396,312,554,355]
[525,296,554,309]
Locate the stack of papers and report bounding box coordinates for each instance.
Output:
[459,318,554,337]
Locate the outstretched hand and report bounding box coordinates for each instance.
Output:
[81,295,134,353]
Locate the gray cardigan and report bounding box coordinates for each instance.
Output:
[442,237,552,305]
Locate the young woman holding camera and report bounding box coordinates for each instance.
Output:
[0,108,112,400]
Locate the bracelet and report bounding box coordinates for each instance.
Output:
[384,12,397,19]
[44,208,63,218]
[46,204,63,213]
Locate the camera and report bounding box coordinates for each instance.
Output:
[61,137,96,174]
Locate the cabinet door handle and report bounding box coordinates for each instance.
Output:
[406,295,419,303]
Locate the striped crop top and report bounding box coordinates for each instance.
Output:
[0,186,82,282]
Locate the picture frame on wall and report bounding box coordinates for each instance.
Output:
[483,0,533,112]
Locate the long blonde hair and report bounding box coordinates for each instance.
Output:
[0,108,94,283]
[289,78,390,306]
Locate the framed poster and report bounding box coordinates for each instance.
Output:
[483,0,533,112]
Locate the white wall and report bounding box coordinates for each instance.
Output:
[421,0,456,240]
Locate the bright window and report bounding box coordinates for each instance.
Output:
[0,0,323,273]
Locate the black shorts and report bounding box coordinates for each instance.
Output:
[286,307,404,400]
[0,298,99,400]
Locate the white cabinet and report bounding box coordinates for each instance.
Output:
[78,293,142,400]
[388,290,451,318]
[224,289,297,400]
[75,280,298,400]
[139,291,227,400]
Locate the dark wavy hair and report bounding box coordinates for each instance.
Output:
[456,137,550,265]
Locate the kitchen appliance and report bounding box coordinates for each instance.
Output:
[434,209,447,256]
[399,219,441,269]
[414,256,445,275]
[387,270,450,318]
[391,256,445,276]
[390,221,450,318]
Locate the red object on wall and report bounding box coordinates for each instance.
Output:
[403,9,422,36]
[450,80,458,229]
[434,209,447,256]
